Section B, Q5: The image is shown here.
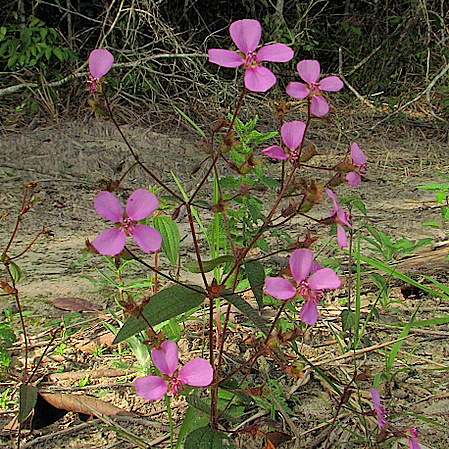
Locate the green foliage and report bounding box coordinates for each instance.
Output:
[363,223,432,261]
[113,284,206,344]
[418,179,449,223]
[0,308,18,369]
[184,425,237,449]
[153,215,181,265]
[18,384,37,422]
[0,16,76,69]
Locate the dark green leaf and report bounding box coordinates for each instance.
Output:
[223,290,269,335]
[244,260,264,309]
[113,284,205,344]
[176,406,209,449]
[185,255,235,274]
[153,215,180,265]
[19,384,37,422]
[184,426,237,449]
[341,310,355,332]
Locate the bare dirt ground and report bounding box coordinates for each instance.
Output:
[1,113,449,448]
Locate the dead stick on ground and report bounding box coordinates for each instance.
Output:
[306,336,408,368]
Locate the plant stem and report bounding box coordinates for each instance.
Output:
[165,394,174,449]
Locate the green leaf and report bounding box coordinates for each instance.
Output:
[355,253,449,299]
[174,106,206,138]
[159,317,182,342]
[18,384,37,422]
[176,406,209,449]
[153,215,180,265]
[223,290,269,335]
[9,261,21,283]
[185,255,235,274]
[422,221,440,227]
[113,284,205,344]
[184,426,237,449]
[341,309,355,332]
[244,260,264,309]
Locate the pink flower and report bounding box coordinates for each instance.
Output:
[408,428,422,449]
[208,19,294,92]
[134,340,214,400]
[369,388,388,430]
[326,189,352,249]
[264,248,340,325]
[261,120,306,164]
[87,49,114,93]
[286,60,343,117]
[346,142,367,187]
[92,189,162,256]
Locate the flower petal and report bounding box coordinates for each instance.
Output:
[326,188,339,211]
[346,171,361,187]
[370,388,381,408]
[134,375,167,401]
[208,49,243,68]
[297,59,320,84]
[350,142,367,166]
[126,189,159,221]
[151,340,178,376]
[264,277,296,300]
[337,225,348,249]
[89,49,114,79]
[131,225,162,253]
[244,66,276,92]
[178,358,214,387]
[230,19,261,54]
[94,191,123,222]
[300,299,318,325]
[285,81,309,99]
[257,43,294,62]
[92,228,126,256]
[308,267,341,290]
[319,75,344,92]
[281,121,306,151]
[409,439,422,449]
[311,95,329,117]
[262,145,288,160]
[289,248,313,284]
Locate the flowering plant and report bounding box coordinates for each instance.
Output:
[134,340,213,400]
[92,189,162,256]
[208,19,293,92]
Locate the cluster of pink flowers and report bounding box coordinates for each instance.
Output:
[208,19,343,115]
[264,248,340,325]
[134,340,213,401]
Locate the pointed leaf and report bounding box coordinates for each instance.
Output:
[153,215,180,265]
[185,255,235,274]
[223,290,269,335]
[9,261,21,284]
[19,384,38,422]
[176,406,210,449]
[113,284,205,344]
[244,260,265,309]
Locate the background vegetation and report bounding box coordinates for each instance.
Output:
[1,0,448,126]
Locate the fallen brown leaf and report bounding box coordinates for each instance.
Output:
[52,297,102,312]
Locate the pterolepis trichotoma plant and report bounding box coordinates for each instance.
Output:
[83,20,428,449]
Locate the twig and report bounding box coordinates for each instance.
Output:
[338,47,374,109]
[371,59,449,129]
